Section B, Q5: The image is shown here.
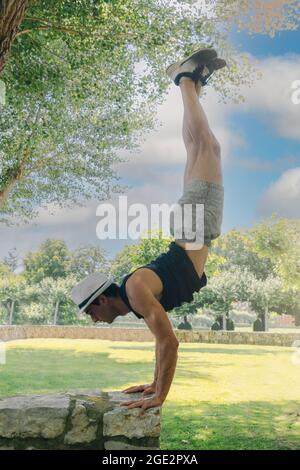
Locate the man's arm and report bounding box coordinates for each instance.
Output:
[122,340,158,395]
[121,279,179,412]
[153,340,159,386]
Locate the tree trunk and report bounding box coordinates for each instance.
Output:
[0,136,32,209]
[0,0,28,74]
[264,304,269,332]
[0,167,24,204]
[53,300,59,325]
[9,299,15,325]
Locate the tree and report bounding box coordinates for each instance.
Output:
[110,243,137,284]
[213,228,275,280]
[2,247,19,271]
[1,0,265,223]
[23,239,111,283]
[253,217,300,289]
[1,2,299,224]
[0,273,25,324]
[230,302,256,325]
[0,1,28,73]
[204,250,225,277]
[129,230,172,268]
[20,302,48,325]
[215,0,300,36]
[205,267,254,314]
[174,267,255,320]
[37,276,76,325]
[249,276,300,326]
[7,276,88,325]
[211,218,300,289]
[0,261,11,278]
[24,239,69,283]
[111,229,172,282]
[173,298,199,318]
[172,261,300,327]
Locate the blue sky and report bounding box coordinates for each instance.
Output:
[233,26,300,57]
[221,25,300,230]
[1,19,300,263]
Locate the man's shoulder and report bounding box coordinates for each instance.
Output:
[126,268,163,297]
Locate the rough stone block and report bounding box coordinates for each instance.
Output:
[104,392,161,439]
[0,391,161,449]
[64,401,98,445]
[0,394,69,439]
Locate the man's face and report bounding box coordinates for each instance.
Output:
[85,296,116,324]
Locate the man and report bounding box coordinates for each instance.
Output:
[71,47,225,415]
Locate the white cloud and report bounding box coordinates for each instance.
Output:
[36,204,96,226]
[0,170,184,261]
[116,82,243,171]
[96,170,183,240]
[259,167,300,218]
[231,154,299,173]
[123,54,300,174]
[238,54,300,140]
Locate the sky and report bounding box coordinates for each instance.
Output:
[1,12,300,264]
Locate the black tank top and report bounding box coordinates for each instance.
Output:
[118,241,207,319]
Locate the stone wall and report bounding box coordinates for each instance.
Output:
[0,391,161,450]
[176,329,300,347]
[0,325,299,346]
[0,326,154,342]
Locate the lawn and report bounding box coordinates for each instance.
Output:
[1,339,300,450]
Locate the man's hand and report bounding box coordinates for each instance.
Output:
[122,383,156,396]
[120,395,162,416]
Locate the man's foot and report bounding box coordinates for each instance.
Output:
[194,57,227,87]
[166,47,218,86]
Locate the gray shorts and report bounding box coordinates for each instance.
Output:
[169,180,224,247]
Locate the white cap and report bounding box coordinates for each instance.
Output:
[71,272,114,314]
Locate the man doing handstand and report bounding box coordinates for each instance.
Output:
[71,47,226,415]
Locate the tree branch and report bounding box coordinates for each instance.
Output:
[21,16,81,34]
[0,165,24,204]
[15,24,80,37]
[0,103,42,207]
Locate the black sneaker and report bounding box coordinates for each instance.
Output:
[166,47,218,86]
[194,57,227,86]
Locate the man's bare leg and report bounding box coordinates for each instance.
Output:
[180,78,223,188]
[175,77,223,275]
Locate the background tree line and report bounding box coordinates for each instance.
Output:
[1,216,299,327]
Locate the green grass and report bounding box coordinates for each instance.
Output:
[1,339,300,450]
